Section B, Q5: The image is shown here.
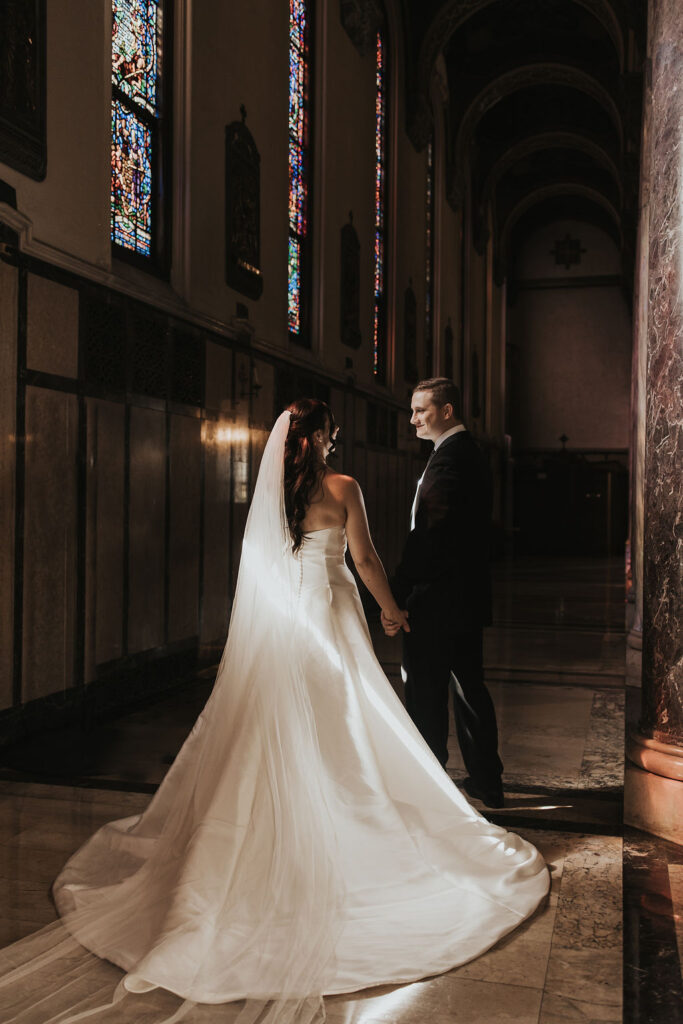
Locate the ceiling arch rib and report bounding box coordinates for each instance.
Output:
[451,63,624,205]
[480,132,623,210]
[408,0,625,148]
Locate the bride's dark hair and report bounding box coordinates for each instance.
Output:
[285,398,337,552]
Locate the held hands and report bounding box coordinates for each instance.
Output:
[381,607,410,637]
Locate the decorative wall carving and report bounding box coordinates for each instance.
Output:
[0,0,46,180]
[551,233,587,269]
[340,0,384,56]
[340,213,361,348]
[403,283,418,383]
[225,107,263,300]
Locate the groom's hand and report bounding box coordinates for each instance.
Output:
[381,608,409,637]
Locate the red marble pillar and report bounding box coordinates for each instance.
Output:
[626,52,650,683]
[625,0,683,844]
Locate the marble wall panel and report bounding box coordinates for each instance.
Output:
[86,399,125,677]
[26,274,79,379]
[204,341,232,415]
[351,435,367,498]
[22,387,78,702]
[249,425,269,505]
[0,260,17,710]
[365,450,379,562]
[230,352,251,591]
[375,448,389,564]
[251,359,275,428]
[128,407,166,654]
[168,415,201,643]
[200,419,232,648]
[342,392,355,475]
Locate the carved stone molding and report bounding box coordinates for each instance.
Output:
[340,0,384,57]
[225,107,263,300]
[0,0,47,180]
[340,213,361,349]
[409,0,626,150]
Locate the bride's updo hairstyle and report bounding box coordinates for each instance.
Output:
[285,397,337,552]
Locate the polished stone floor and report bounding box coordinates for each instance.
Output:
[0,557,681,1023]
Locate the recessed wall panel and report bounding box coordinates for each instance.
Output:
[85,399,125,675]
[128,406,165,654]
[0,261,17,709]
[168,414,201,642]
[22,387,78,702]
[26,274,79,378]
[201,418,232,648]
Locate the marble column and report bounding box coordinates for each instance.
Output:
[625,0,683,846]
[625,23,651,685]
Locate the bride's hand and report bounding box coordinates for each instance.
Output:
[381,607,410,636]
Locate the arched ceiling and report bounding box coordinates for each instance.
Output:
[400,0,645,283]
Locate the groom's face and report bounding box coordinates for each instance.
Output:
[410,391,451,443]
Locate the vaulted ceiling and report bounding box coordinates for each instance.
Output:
[400,0,646,284]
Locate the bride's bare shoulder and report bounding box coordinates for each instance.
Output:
[324,470,360,493]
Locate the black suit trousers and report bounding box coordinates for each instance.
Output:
[402,615,503,791]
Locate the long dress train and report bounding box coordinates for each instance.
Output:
[0,412,548,1023]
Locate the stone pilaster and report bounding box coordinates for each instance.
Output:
[625,0,683,845]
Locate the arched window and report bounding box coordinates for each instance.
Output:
[111,0,171,270]
[373,28,388,384]
[425,136,435,378]
[288,0,314,346]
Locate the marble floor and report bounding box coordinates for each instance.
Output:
[0,557,681,1023]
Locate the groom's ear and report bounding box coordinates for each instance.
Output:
[443,402,454,421]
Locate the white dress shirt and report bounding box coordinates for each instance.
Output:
[410,423,467,529]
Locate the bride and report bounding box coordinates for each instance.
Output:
[0,399,548,1024]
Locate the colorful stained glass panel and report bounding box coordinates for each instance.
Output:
[111,100,153,256]
[373,32,387,378]
[112,0,162,115]
[288,0,310,337]
[288,236,301,333]
[289,147,307,234]
[290,0,306,53]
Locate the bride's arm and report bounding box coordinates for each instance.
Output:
[342,478,409,632]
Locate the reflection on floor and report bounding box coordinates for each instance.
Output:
[0,557,681,1023]
[486,557,627,687]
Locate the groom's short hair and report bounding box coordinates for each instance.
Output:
[413,377,462,418]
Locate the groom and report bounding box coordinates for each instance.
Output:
[382,378,504,808]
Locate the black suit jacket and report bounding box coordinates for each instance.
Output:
[391,431,492,630]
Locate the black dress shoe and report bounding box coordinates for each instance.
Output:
[461,776,505,809]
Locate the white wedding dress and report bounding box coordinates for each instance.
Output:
[0,413,548,1024]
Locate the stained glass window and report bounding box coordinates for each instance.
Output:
[112,0,161,113]
[288,0,313,342]
[373,30,387,383]
[111,0,166,262]
[425,137,434,378]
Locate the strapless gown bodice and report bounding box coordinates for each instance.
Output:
[297,526,352,597]
[300,524,347,559]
